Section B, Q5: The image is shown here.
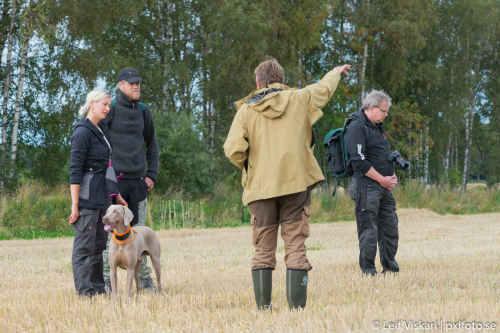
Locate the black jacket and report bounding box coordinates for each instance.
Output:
[101,89,159,181]
[70,119,111,209]
[344,109,394,177]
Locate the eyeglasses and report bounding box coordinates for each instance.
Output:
[375,106,389,114]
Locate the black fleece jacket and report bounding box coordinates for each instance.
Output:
[69,119,110,209]
[102,89,159,181]
[344,109,394,177]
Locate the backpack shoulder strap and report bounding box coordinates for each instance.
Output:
[343,114,354,131]
[137,102,151,142]
[137,102,148,114]
[138,102,149,126]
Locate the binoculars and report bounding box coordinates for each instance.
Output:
[388,151,410,170]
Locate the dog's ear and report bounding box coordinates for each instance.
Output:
[122,206,134,226]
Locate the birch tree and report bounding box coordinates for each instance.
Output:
[9,22,30,176]
[1,0,17,150]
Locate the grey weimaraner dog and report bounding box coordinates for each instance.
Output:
[102,204,161,298]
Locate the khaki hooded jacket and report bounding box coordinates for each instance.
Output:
[224,69,342,205]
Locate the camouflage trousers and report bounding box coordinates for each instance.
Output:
[102,198,154,288]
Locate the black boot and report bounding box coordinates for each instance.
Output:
[286,269,308,310]
[382,261,399,274]
[381,266,399,275]
[361,268,377,276]
[252,269,272,310]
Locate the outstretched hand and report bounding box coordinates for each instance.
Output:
[334,64,351,75]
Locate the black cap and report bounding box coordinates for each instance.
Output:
[117,67,142,83]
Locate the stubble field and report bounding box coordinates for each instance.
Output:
[0,209,498,332]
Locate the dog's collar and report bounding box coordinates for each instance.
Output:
[112,227,136,245]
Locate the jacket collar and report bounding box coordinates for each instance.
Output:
[234,83,290,110]
[358,108,384,131]
[247,87,283,104]
[254,83,289,95]
[115,88,141,109]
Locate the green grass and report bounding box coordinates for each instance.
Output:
[0,229,73,241]
[395,181,500,214]
[0,180,498,240]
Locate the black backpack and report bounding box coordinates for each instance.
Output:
[323,116,353,195]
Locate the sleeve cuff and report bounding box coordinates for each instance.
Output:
[70,178,81,185]
[351,160,371,175]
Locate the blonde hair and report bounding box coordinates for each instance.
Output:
[254,57,285,87]
[78,88,110,118]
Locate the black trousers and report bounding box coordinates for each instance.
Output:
[351,177,399,273]
[117,178,147,226]
[72,209,107,296]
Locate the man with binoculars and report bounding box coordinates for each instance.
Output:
[345,90,407,276]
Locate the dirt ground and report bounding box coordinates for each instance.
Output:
[0,209,498,332]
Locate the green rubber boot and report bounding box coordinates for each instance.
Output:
[286,269,308,310]
[252,269,272,310]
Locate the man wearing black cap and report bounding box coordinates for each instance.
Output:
[101,67,159,292]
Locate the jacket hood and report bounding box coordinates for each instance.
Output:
[74,118,106,142]
[235,83,291,119]
[349,109,365,122]
[350,108,383,130]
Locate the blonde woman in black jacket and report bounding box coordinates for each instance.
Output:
[69,88,126,297]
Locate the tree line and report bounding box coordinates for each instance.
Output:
[0,0,498,198]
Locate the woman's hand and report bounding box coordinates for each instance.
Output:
[68,205,79,224]
[116,194,128,206]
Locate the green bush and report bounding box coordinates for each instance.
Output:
[0,183,71,239]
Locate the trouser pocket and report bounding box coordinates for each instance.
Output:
[251,215,279,270]
[281,214,312,271]
[301,207,311,238]
[73,210,95,234]
[73,209,105,254]
[354,178,367,211]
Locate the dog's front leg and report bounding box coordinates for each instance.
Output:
[110,264,118,300]
[134,260,141,294]
[126,268,135,299]
[150,255,162,293]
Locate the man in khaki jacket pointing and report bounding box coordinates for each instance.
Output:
[224,58,350,310]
